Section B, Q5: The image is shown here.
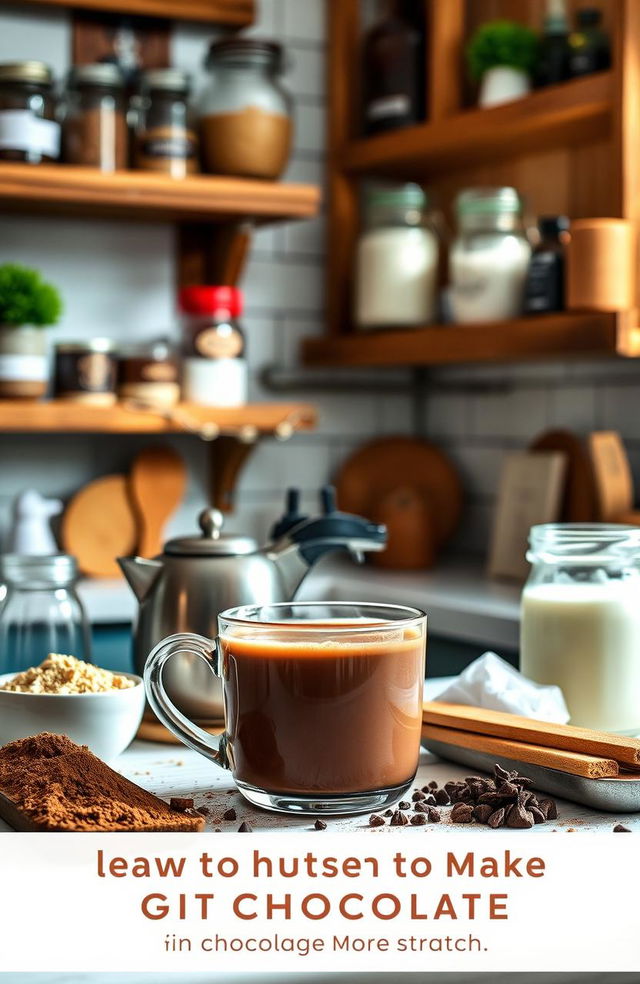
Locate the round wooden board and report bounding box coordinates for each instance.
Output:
[335,436,463,549]
[530,429,599,523]
[62,474,137,578]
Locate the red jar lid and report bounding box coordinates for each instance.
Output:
[178,286,243,317]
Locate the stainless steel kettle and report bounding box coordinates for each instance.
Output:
[118,487,386,721]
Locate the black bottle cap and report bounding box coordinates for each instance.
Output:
[576,8,602,26]
[538,215,570,239]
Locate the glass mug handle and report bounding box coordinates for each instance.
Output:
[144,632,230,770]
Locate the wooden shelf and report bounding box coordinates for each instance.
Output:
[302,313,640,369]
[19,0,254,25]
[343,73,614,179]
[0,164,321,224]
[0,401,316,435]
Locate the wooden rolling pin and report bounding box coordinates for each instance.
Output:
[423,702,640,767]
[422,724,620,779]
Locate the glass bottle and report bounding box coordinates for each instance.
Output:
[179,285,248,407]
[536,0,571,87]
[361,0,425,136]
[524,215,570,314]
[199,39,292,179]
[133,68,198,178]
[568,8,611,78]
[0,555,91,675]
[62,63,127,171]
[521,524,640,733]
[354,183,439,329]
[449,187,531,324]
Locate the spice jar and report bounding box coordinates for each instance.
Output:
[62,63,127,171]
[117,339,180,409]
[354,183,439,329]
[54,339,116,406]
[521,524,640,733]
[0,61,60,164]
[133,69,198,177]
[0,555,91,674]
[449,188,531,324]
[179,286,247,407]
[199,39,292,179]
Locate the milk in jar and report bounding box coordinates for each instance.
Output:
[520,524,640,734]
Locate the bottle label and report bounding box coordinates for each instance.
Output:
[194,327,244,360]
[138,132,198,161]
[367,94,411,122]
[0,110,60,157]
[0,354,48,381]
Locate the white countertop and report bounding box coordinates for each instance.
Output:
[81,554,521,650]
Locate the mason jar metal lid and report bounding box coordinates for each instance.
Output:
[0,61,53,85]
[364,182,429,210]
[55,338,114,354]
[0,554,78,587]
[68,63,124,88]
[456,187,522,216]
[206,38,285,71]
[139,68,190,93]
[164,509,257,557]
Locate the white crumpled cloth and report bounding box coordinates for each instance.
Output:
[434,651,570,724]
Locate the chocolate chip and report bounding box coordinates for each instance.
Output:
[426,806,441,823]
[451,802,474,824]
[473,804,493,824]
[488,807,506,828]
[390,809,409,826]
[170,797,194,812]
[412,790,426,801]
[434,788,450,805]
[494,764,511,782]
[222,807,237,821]
[196,806,209,816]
[496,781,519,799]
[398,801,411,811]
[369,814,385,827]
[413,801,430,814]
[421,793,437,806]
[428,780,438,789]
[538,798,558,820]
[613,823,631,832]
[529,806,547,825]
[238,821,252,832]
[506,803,534,829]
[314,819,327,830]
[410,812,427,825]
[384,808,394,817]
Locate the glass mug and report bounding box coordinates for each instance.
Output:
[145,602,427,815]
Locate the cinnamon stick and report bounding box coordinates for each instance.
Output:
[423,701,640,767]
[422,723,620,778]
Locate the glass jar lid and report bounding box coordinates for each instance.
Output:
[67,63,124,90]
[0,554,79,587]
[205,38,286,72]
[364,182,429,211]
[0,61,53,85]
[456,187,522,217]
[139,68,190,95]
[528,523,640,564]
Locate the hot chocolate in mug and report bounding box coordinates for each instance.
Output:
[144,601,427,815]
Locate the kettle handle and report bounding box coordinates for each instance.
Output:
[144,633,230,770]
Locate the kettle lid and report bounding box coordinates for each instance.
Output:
[164,509,257,556]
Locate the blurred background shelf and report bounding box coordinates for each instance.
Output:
[303,312,640,369]
[0,163,321,224]
[18,0,254,25]
[0,401,317,434]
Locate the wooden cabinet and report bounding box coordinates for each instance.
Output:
[307,0,640,369]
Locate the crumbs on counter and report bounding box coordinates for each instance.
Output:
[0,653,134,695]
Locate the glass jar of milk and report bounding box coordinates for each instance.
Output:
[354,183,439,329]
[521,524,640,734]
[450,187,531,324]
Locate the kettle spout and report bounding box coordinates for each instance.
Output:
[117,556,163,602]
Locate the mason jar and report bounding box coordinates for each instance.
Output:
[355,183,440,329]
[199,38,293,179]
[62,63,127,170]
[450,187,531,324]
[521,524,640,734]
[0,61,60,164]
[0,555,91,675]
[133,68,198,177]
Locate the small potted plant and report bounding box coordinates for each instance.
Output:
[467,20,539,108]
[0,264,62,399]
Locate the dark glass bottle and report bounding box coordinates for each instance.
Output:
[524,216,570,315]
[361,0,425,136]
[536,0,571,87]
[568,8,611,78]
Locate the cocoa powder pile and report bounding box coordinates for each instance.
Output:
[0,733,204,832]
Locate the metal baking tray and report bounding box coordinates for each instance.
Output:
[423,737,640,812]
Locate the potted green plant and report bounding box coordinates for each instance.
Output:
[466,20,539,108]
[0,264,62,399]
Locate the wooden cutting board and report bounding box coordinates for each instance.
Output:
[62,474,137,578]
[530,429,599,522]
[129,446,187,558]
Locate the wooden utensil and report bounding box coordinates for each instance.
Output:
[423,701,640,768]
[589,431,634,521]
[129,446,187,558]
[370,486,436,569]
[422,724,620,779]
[335,437,463,569]
[530,429,599,522]
[62,474,137,578]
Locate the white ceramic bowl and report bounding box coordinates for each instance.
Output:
[0,671,145,761]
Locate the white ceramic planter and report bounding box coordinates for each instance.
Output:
[0,324,48,399]
[479,66,531,108]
